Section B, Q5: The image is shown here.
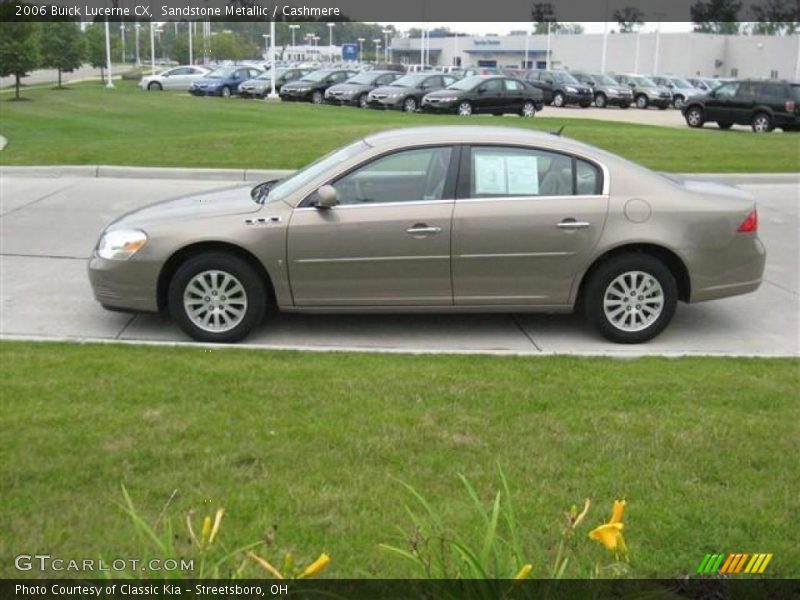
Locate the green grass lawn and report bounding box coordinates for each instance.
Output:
[1,81,798,172]
[1,341,797,579]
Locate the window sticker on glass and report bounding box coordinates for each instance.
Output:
[507,156,539,195]
[474,152,539,196]
[474,154,508,195]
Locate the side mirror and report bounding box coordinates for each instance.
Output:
[477,86,487,93]
[315,185,339,209]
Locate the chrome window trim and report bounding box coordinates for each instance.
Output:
[293,199,454,212]
[456,193,608,204]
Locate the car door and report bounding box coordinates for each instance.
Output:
[704,81,739,121]
[503,78,525,112]
[287,146,457,307]
[162,67,186,90]
[474,78,505,112]
[419,75,444,99]
[731,81,759,123]
[451,145,608,306]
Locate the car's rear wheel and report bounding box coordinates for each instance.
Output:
[584,254,677,344]
[311,90,324,104]
[358,93,369,108]
[220,86,231,98]
[457,101,473,116]
[403,97,417,112]
[168,253,267,343]
[635,94,648,109]
[685,106,704,128]
[552,91,565,107]
[147,82,162,91]
[520,101,537,118]
[594,93,607,108]
[751,112,773,133]
[717,121,733,130]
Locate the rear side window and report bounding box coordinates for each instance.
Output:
[504,79,523,91]
[760,82,785,99]
[467,147,604,198]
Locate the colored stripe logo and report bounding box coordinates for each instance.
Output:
[696,553,773,574]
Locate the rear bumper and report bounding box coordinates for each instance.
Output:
[689,235,766,303]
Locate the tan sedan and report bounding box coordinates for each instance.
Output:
[88,126,765,344]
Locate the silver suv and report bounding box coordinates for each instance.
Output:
[571,72,633,109]
[611,74,672,109]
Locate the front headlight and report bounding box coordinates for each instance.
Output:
[294,86,310,92]
[97,229,148,260]
[566,86,577,93]
[607,89,618,95]
[434,96,458,102]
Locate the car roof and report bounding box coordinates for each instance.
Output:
[362,126,600,157]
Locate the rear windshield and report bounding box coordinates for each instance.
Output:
[391,74,428,87]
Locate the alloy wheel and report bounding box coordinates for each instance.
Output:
[183,270,248,333]
[403,97,417,112]
[521,102,536,117]
[458,102,473,116]
[602,271,664,333]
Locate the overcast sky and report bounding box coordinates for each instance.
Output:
[381,22,694,35]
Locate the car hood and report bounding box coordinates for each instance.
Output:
[424,89,463,98]
[241,78,268,88]
[282,80,317,90]
[110,186,261,229]
[328,83,370,93]
[193,77,226,86]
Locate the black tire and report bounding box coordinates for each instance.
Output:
[492,112,504,116]
[751,112,773,133]
[552,91,565,107]
[635,94,648,109]
[357,93,369,108]
[168,252,267,344]
[403,96,417,112]
[147,81,162,91]
[583,254,678,344]
[685,105,704,128]
[594,93,607,108]
[619,102,630,109]
[220,86,231,98]
[658,104,668,110]
[519,100,537,118]
[311,90,324,104]
[579,101,592,108]
[717,121,733,130]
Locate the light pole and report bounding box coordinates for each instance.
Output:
[357,37,365,64]
[653,14,665,74]
[289,24,299,60]
[120,23,126,63]
[104,18,114,88]
[188,21,193,65]
[524,27,530,69]
[327,23,335,62]
[149,22,155,75]
[382,28,391,63]
[601,20,609,73]
[134,23,141,67]
[634,30,640,72]
[268,20,277,98]
[545,20,552,70]
[373,38,381,63]
[453,32,458,66]
[262,34,270,63]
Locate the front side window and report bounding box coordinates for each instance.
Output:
[479,79,504,92]
[714,82,739,98]
[332,147,453,205]
[468,147,602,198]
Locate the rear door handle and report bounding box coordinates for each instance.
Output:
[406,225,442,235]
[556,219,591,230]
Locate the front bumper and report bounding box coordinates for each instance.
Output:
[325,93,359,106]
[280,89,313,101]
[602,93,633,106]
[88,256,161,313]
[239,87,265,98]
[367,96,405,109]
[421,99,458,113]
[190,87,223,96]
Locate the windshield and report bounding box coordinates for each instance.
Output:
[553,71,579,84]
[256,69,283,80]
[207,67,235,79]
[390,74,427,87]
[670,77,693,88]
[595,74,619,86]
[265,140,369,205]
[634,76,657,87]
[301,70,330,83]
[448,76,484,91]
[347,72,380,84]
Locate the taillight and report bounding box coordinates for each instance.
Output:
[738,208,758,233]
[785,99,796,112]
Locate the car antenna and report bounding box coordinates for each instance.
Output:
[550,125,565,137]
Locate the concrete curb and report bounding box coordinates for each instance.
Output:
[0,165,797,184]
[0,135,6,151]
[0,165,294,182]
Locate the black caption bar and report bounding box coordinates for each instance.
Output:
[2,0,789,22]
[3,579,800,600]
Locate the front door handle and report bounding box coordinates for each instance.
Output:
[406,224,442,235]
[556,219,591,230]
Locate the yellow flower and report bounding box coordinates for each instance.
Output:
[588,522,624,551]
[513,563,533,581]
[209,508,224,544]
[299,553,331,579]
[200,515,212,547]
[610,500,626,525]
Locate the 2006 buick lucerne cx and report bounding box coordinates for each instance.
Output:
[88,126,765,344]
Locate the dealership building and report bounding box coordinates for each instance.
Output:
[390,32,800,80]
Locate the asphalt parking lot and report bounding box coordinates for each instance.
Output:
[1,173,797,356]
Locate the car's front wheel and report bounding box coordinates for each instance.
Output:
[685,106,704,128]
[594,93,607,108]
[635,94,648,109]
[220,86,232,98]
[584,254,677,344]
[147,82,162,91]
[457,101,473,116]
[168,253,267,343]
[358,93,369,108]
[403,97,417,112]
[552,91,565,107]
[311,90,324,104]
